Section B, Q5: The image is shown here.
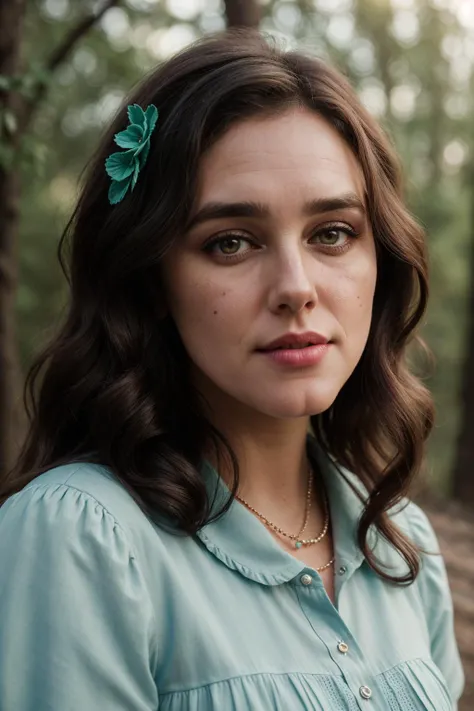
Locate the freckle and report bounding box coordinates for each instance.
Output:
[221,291,226,296]
[213,310,218,315]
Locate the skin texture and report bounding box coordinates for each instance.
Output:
[161,107,377,564]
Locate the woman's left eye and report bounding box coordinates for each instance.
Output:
[311,225,358,249]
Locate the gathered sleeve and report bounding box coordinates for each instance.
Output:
[0,482,159,711]
[408,502,465,707]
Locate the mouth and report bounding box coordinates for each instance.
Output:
[267,342,318,351]
[257,332,330,352]
[256,340,332,367]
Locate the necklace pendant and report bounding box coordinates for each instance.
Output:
[295,541,302,549]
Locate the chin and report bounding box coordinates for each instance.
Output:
[253,388,340,420]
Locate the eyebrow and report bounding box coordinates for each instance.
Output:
[186,192,366,230]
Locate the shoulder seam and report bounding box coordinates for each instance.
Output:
[24,479,137,560]
[63,464,92,486]
[22,478,161,661]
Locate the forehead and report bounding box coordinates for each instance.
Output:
[196,107,366,205]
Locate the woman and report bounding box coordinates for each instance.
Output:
[0,30,465,710]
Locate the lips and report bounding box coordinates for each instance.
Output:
[258,332,329,351]
[273,343,313,350]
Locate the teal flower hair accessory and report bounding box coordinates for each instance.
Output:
[105,103,159,205]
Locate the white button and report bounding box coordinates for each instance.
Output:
[359,686,372,699]
[338,565,347,575]
[337,641,349,654]
[300,574,313,586]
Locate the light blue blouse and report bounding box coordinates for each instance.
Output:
[0,443,465,710]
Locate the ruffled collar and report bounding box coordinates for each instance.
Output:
[195,437,379,587]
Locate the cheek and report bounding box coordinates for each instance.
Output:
[331,257,377,327]
[333,271,376,309]
[166,266,238,344]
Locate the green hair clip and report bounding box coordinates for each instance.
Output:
[105,103,159,205]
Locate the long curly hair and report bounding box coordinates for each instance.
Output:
[2,30,434,584]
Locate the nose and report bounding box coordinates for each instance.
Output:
[267,250,318,316]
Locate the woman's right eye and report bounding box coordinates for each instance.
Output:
[203,234,255,259]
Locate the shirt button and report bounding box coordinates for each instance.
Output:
[337,641,349,654]
[359,686,372,699]
[338,565,347,575]
[300,574,313,586]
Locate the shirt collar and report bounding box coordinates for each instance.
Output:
[195,437,373,586]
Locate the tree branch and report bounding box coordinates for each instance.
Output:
[223,0,260,28]
[20,0,122,132]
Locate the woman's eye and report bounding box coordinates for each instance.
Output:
[312,226,358,248]
[318,229,344,245]
[218,237,244,255]
[204,235,253,258]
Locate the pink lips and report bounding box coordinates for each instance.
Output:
[260,331,328,351]
[257,332,331,367]
[261,344,330,367]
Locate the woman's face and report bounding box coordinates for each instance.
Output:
[162,107,377,422]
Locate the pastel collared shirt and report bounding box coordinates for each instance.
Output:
[0,443,465,710]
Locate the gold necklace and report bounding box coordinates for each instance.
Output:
[235,466,335,569]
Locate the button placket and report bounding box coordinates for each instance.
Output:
[295,567,375,709]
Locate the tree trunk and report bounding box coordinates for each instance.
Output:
[452,153,474,504]
[0,0,27,476]
[223,0,260,28]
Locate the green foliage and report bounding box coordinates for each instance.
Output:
[16,0,474,494]
[0,65,54,168]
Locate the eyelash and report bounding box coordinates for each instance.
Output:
[202,223,360,262]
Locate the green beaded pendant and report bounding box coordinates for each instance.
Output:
[295,541,302,549]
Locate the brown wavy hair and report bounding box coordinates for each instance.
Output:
[2,30,434,583]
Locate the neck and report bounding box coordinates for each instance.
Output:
[201,391,317,529]
[227,425,310,505]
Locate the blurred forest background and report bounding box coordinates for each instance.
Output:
[1,0,474,702]
[2,0,474,499]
